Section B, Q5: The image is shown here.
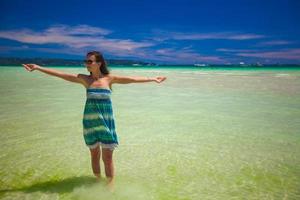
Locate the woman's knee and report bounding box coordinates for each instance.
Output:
[102,155,112,164]
[102,149,113,164]
[90,146,100,159]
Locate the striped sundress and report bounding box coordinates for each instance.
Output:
[82,87,119,150]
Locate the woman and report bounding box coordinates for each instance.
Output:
[22,51,167,189]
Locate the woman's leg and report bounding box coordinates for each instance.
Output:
[89,145,101,179]
[102,148,114,184]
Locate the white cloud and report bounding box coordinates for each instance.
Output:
[0,25,226,63]
[216,48,258,53]
[149,48,225,63]
[0,24,155,56]
[2,25,298,63]
[237,49,300,60]
[152,30,265,41]
[256,40,293,46]
[45,24,112,36]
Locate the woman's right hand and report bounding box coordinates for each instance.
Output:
[22,64,41,72]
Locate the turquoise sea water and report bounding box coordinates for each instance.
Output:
[0,66,300,199]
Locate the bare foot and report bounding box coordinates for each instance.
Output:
[106,178,115,192]
[94,173,102,182]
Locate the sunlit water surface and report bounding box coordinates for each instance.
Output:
[0,66,299,199]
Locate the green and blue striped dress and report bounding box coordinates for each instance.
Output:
[82,87,119,150]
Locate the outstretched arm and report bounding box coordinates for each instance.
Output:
[22,64,85,85]
[111,75,167,84]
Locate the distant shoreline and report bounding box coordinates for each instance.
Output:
[0,57,299,68]
[2,65,300,70]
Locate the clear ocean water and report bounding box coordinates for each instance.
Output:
[0,66,299,199]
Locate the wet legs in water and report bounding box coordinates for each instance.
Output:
[90,146,101,179]
[89,146,115,188]
[102,147,115,190]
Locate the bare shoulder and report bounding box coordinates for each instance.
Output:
[107,73,118,82]
[106,73,114,79]
[77,74,90,87]
[108,73,123,84]
[77,73,90,81]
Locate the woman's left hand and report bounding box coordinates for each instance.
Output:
[154,76,167,83]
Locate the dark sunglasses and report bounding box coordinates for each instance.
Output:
[83,59,97,64]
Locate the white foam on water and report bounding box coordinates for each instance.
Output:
[274,73,290,77]
[215,72,234,75]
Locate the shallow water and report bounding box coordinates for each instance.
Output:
[0,66,300,199]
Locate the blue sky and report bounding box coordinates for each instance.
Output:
[0,0,299,64]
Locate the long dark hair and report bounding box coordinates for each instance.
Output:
[86,51,110,75]
[86,51,113,91]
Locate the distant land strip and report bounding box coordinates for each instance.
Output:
[0,57,300,68]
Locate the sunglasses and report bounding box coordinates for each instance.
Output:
[83,59,97,64]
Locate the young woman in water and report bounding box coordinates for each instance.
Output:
[22,51,167,189]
